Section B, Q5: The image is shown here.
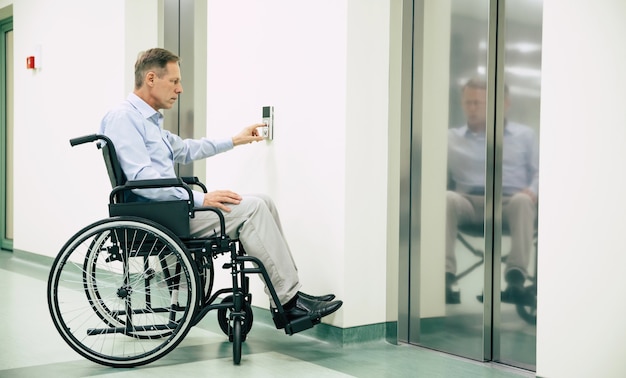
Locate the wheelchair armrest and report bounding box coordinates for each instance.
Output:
[125,178,183,187]
[181,176,208,193]
[109,178,194,206]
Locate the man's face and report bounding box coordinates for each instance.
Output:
[148,61,183,110]
[461,87,487,131]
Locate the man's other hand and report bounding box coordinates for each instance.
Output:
[202,190,242,212]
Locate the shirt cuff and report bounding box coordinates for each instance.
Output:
[192,190,205,207]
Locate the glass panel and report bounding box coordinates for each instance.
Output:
[415,0,490,361]
[6,29,13,241]
[497,0,542,369]
[1,23,13,249]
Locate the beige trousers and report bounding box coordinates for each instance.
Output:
[189,194,301,306]
[446,191,536,277]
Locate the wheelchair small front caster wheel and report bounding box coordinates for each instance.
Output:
[233,318,242,365]
[217,295,253,341]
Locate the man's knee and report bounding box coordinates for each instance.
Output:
[446,190,461,208]
[508,192,535,214]
[447,190,470,217]
[239,195,274,219]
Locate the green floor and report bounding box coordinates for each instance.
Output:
[0,249,534,377]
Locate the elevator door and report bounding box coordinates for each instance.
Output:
[1,17,13,251]
[405,0,541,371]
[163,0,200,178]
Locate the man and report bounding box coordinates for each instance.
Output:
[100,47,342,326]
[445,77,538,304]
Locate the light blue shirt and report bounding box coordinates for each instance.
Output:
[99,93,233,206]
[447,121,539,196]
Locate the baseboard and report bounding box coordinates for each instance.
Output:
[7,249,398,346]
[251,305,397,346]
[14,248,54,266]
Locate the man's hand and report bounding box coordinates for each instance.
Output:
[202,190,242,212]
[232,123,265,146]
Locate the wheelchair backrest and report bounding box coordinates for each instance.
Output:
[70,134,192,238]
[99,137,192,238]
[97,138,127,189]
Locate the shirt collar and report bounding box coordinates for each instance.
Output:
[462,119,513,136]
[463,125,485,137]
[127,93,163,126]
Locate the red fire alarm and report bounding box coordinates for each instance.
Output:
[26,56,35,69]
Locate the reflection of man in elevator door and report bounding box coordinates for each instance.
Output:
[445,77,538,306]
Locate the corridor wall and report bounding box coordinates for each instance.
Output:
[6,0,392,332]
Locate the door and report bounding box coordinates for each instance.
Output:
[401,0,541,371]
[1,16,13,251]
[162,0,202,179]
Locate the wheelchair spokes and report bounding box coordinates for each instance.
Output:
[48,218,199,367]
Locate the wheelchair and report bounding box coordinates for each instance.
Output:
[455,222,538,325]
[47,134,318,367]
[446,175,537,325]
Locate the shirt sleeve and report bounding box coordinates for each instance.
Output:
[164,131,234,207]
[165,131,234,164]
[192,190,205,207]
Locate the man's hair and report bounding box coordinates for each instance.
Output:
[462,77,487,92]
[462,76,509,96]
[134,48,180,89]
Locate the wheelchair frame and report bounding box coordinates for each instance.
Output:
[447,175,537,325]
[47,134,316,368]
[455,223,538,325]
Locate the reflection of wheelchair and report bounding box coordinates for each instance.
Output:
[454,223,538,325]
[47,134,317,367]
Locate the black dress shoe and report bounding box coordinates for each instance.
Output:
[297,291,336,302]
[445,273,460,304]
[446,286,461,304]
[283,295,343,322]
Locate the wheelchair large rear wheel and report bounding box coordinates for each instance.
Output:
[47,217,199,367]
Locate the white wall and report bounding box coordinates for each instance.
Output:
[10,0,159,256]
[204,0,391,328]
[537,0,626,377]
[344,0,391,327]
[7,0,392,330]
[203,0,348,326]
[12,0,125,253]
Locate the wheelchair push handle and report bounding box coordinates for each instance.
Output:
[70,134,113,147]
[69,134,98,146]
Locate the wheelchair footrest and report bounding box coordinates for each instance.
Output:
[272,309,320,335]
[285,316,319,335]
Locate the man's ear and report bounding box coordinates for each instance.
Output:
[146,71,156,87]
